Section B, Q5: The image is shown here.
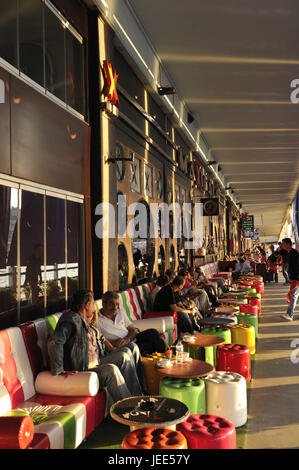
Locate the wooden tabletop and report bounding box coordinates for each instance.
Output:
[215,307,239,315]
[182,334,225,348]
[219,298,247,305]
[155,358,214,379]
[110,395,189,428]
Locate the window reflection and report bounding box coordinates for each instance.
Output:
[45,195,66,310]
[118,244,128,291]
[0,186,18,320]
[66,28,85,116]
[170,245,176,271]
[131,200,155,284]
[19,0,44,86]
[19,190,44,309]
[0,0,18,67]
[158,245,165,275]
[66,200,81,301]
[45,5,66,102]
[0,183,84,328]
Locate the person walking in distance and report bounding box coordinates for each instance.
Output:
[280,239,299,321]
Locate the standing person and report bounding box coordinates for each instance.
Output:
[47,289,143,403]
[267,250,281,283]
[280,239,299,321]
[278,242,290,285]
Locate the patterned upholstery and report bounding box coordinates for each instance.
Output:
[0,315,106,449]
[95,282,175,346]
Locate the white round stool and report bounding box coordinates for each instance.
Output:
[205,371,247,427]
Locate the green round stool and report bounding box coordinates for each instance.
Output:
[201,327,232,365]
[183,343,214,367]
[236,312,259,338]
[246,288,256,295]
[159,377,206,414]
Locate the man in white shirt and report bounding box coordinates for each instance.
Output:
[98,291,167,357]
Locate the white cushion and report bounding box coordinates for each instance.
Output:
[35,371,99,397]
[132,318,168,334]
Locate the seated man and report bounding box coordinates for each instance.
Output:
[153,276,199,337]
[48,289,143,404]
[98,291,167,356]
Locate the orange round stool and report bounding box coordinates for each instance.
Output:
[142,353,165,394]
[121,427,188,449]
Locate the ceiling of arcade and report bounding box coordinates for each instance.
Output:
[128,0,299,238]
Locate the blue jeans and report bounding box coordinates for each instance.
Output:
[282,263,290,283]
[287,285,299,318]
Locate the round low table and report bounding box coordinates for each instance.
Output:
[214,306,239,316]
[219,299,247,305]
[155,358,214,379]
[182,334,225,366]
[110,395,189,431]
[182,334,225,348]
[195,317,235,327]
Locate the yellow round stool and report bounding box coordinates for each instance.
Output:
[142,353,165,394]
[229,324,256,355]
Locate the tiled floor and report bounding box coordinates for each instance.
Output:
[245,276,299,449]
[81,276,299,449]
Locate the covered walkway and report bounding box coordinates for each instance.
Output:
[79,274,299,450]
[245,276,299,449]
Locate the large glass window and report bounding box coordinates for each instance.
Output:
[0,185,18,319]
[19,0,44,86]
[0,0,18,67]
[118,244,128,291]
[44,4,66,102]
[66,199,82,301]
[0,0,86,117]
[45,195,66,311]
[66,28,85,115]
[0,182,84,330]
[131,200,155,284]
[20,190,44,314]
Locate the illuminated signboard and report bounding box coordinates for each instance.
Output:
[242,215,254,238]
[102,60,120,108]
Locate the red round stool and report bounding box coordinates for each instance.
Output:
[239,304,258,316]
[248,298,261,316]
[252,283,264,295]
[0,416,34,449]
[177,414,236,449]
[216,343,251,382]
[121,427,188,449]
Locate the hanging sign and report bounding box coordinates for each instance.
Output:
[102,60,120,108]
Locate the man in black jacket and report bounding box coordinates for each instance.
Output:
[47,289,143,403]
[278,242,290,285]
[280,239,299,321]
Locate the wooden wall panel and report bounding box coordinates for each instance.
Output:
[11,76,90,195]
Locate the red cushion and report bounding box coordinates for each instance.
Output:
[143,311,178,324]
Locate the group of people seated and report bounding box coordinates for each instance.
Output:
[47,266,231,410]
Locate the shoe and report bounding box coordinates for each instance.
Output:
[280,314,293,321]
[283,282,290,286]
